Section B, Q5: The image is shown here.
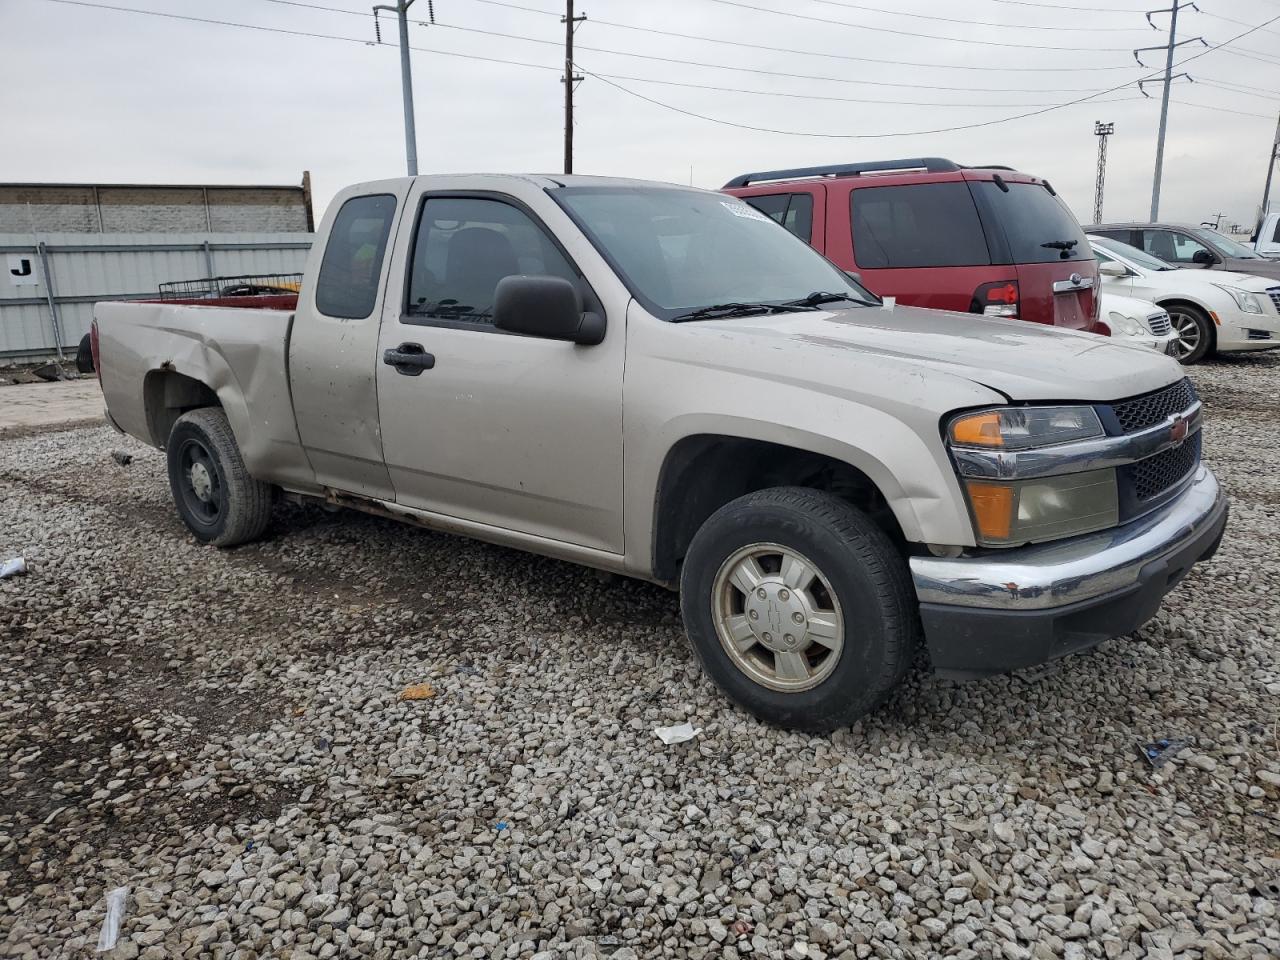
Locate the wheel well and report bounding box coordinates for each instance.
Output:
[143,369,220,447]
[1157,298,1217,347]
[651,435,905,584]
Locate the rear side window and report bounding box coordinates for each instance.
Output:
[315,194,397,319]
[972,181,1090,263]
[1090,228,1135,246]
[851,182,989,268]
[743,193,814,242]
[406,196,578,325]
[1139,229,1210,266]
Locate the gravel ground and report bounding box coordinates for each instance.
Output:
[1,356,1278,960]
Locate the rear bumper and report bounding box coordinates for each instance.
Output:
[909,467,1227,679]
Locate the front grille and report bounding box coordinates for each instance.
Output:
[1145,311,1172,336]
[1110,378,1198,434]
[1124,432,1201,502]
[1246,328,1275,341]
[1267,287,1280,313]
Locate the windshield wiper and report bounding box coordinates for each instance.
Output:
[782,291,867,308]
[671,302,811,323]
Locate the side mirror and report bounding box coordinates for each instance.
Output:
[1098,261,1128,278]
[493,275,605,345]
[1191,249,1215,266]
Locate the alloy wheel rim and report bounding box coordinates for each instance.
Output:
[1168,310,1201,360]
[711,542,844,692]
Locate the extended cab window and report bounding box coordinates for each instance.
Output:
[851,182,989,269]
[406,197,578,324]
[315,194,396,319]
[743,193,814,243]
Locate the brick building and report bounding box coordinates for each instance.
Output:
[0,173,315,235]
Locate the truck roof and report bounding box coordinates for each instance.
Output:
[341,173,703,193]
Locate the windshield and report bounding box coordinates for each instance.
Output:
[1191,227,1259,259]
[553,186,876,319]
[1091,235,1174,271]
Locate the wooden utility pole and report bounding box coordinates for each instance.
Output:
[562,0,586,174]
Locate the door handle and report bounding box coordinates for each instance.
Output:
[383,342,436,376]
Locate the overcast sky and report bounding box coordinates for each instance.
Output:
[4,0,1280,228]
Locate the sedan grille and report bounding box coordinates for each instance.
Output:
[1109,378,1198,434]
[1267,287,1280,313]
[1145,311,1171,336]
[1122,432,1201,502]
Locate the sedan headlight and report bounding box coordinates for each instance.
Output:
[1212,283,1264,315]
[1106,311,1144,336]
[948,406,1117,546]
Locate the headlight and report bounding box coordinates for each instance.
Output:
[949,406,1104,450]
[963,469,1119,546]
[1212,283,1264,315]
[948,406,1115,546]
[1106,311,1143,335]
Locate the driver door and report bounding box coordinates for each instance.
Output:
[373,190,625,554]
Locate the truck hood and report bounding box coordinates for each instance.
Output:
[704,303,1183,402]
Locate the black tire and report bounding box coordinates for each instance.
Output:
[1164,302,1214,365]
[679,486,918,732]
[75,333,94,374]
[166,407,273,547]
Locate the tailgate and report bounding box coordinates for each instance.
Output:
[1015,262,1098,331]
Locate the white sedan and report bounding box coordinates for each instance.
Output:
[1098,292,1178,354]
[1091,235,1280,363]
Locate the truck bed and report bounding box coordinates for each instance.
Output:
[95,301,316,491]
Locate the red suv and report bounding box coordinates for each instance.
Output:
[723,158,1102,332]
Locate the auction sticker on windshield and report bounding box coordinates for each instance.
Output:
[720,201,774,223]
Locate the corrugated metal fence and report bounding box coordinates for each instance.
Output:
[0,232,313,359]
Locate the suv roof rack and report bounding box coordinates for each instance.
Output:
[964,164,1016,171]
[723,158,961,188]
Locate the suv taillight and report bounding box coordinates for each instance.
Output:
[972,280,1020,319]
[90,318,101,380]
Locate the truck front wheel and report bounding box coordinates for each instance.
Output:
[680,487,918,732]
[166,407,273,547]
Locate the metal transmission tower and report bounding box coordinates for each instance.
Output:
[372,0,423,176]
[562,0,587,175]
[1135,2,1205,221]
[1093,122,1114,224]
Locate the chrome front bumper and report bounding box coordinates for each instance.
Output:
[912,466,1225,612]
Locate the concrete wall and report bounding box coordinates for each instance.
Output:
[0,184,311,235]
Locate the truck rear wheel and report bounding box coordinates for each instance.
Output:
[166,407,273,547]
[680,487,918,732]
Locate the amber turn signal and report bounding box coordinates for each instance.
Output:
[950,411,1004,448]
[965,481,1014,541]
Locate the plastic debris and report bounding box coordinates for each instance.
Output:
[32,362,64,382]
[398,683,436,701]
[95,886,129,953]
[495,820,509,831]
[653,721,701,745]
[110,450,134,466]
[1137,737,1191,769]
[731,919,754,937]
[1,557,26,580]
[455,662,481,676]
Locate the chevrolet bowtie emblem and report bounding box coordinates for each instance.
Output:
[1170,414,1189,443]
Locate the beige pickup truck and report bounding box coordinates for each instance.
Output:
[93,174,1227,731]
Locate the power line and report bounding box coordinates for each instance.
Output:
[803,0,1150,31]
[257,0,1141,91]
[468,0,1141,71]
[1197,79,1280,102]
[430,21,1145,94]
[700,0,1136,52]
[579,10,1280,139]
[980,0,1150,10]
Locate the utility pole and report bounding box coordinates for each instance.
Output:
[1093,121,1114,224]
[1258,110,1280,230]
[562,0,586,175]
[373,0,420,176]
[1135,3,1205,221]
